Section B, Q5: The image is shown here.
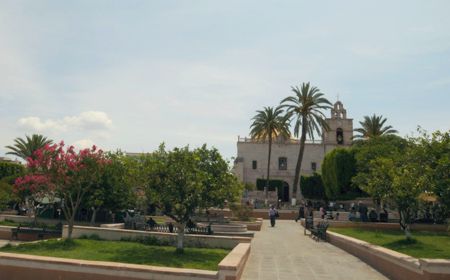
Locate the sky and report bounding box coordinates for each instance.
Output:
[1,1,450,161]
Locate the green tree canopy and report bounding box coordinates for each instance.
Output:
[145,145,243,252]
[300,173,326,200]
[84,151,136,225]
[0,161,25,180]
[321,148,357,199]
[408,129,450,220]
[354,114,398,139]
[352,135,408,190]
[5,134,53,160]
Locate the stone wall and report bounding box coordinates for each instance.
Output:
[300,219,448,232]
[0,226,13,239]
[0,243,251,280]
[327,231,450,280]
[63,226,251,249]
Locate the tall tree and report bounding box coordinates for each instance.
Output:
[354,114,398,139]
[250,106,290,199]
[15,142,109,238]
[146,145,242,252]
[6,134,53,160]
[84,151,135,225]
[280,82,331,199]
[321,148,357,199]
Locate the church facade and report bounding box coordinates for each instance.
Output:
[233,101,353,201]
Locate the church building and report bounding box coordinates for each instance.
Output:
[233,101,353,201]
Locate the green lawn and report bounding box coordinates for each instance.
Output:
[330,227,450,259]
[0,220,19,227]
[0,238,229,271]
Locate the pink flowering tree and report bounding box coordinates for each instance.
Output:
[14,174,56,226]
[15,141,109,239]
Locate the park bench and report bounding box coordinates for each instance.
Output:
[303,217,314,236]
[310,221,329,242]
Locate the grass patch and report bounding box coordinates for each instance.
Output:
[330,227,450,259]
[0,219,19,227]
[149,216,167,224]
[0,238,229,271]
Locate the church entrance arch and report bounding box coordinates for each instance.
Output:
[281,181,289,202]
[255,179,290,202]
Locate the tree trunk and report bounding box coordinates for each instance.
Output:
[293,116,307,200]
[176,223,185,253]
[90,207,98,226]
[399,210,412,240]
[33,206,38,227]
[375,199,381,220]
[67,217,74,239]
[265,136,272,199]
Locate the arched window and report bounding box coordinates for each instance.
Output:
[336,128,344,144]
[278,157,287,170]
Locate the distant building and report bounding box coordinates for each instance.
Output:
[233,101,353,201]
[0,156,21,164]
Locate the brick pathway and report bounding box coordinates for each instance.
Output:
[241,220,387,280]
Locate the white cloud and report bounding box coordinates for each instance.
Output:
[72,139,95,149]
[18,111,113,133]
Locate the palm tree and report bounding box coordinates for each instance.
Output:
[250,106,290,199]
[280,82,332,199]
[5,134,53,160]
[354,114,398,139]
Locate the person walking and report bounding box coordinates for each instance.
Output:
[320,206,325,219]
[269,205,278,227]
[295,202,305,222]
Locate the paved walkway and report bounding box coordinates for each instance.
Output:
[241,220,387,280]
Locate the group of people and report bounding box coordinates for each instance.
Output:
[269,201,389,227]
[269,200,315,227]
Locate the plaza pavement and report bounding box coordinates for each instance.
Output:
[241,220,387,280]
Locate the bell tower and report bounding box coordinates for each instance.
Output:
[323,101,353,147]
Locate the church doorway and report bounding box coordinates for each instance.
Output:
[281,181,289,202]
[255,179,290,202]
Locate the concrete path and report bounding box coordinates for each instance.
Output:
[241,220,387,280]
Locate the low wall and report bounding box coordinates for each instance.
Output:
[100,223,125,229]
[327,231,450,280]
[231,218,263,231]
[0,225,61,241]
[218,243,251,280]
[0,226,13,239]
[63,226,251,249]
[0,252,217,280]
[0,243,251,280]
[300,219,448,232]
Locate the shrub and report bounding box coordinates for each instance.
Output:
[300,173,326,200]
[321,148,357,199]
[229,203,253,221]
[79,234,102,240]
[0,162,25,180]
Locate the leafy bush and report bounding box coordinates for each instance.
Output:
[321,148,357,199]
[300,173,326,199]
[256,178,283,197]
[243,182,256,191]
[120,236,169,246]
[0,162,25,180]
[79,234,102,240]
[229,203,253,221]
